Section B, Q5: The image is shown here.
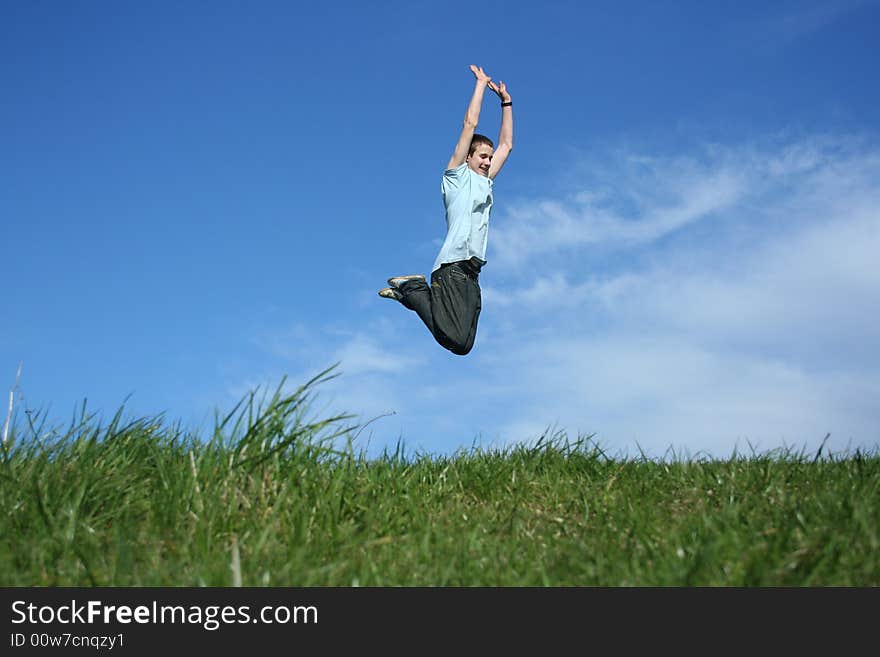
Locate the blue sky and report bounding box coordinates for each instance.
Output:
[3,0,879,458]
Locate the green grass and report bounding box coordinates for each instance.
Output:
[2,366,878,586]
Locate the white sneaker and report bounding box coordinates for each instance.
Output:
[387,274,425,288]
[378,287,403,301]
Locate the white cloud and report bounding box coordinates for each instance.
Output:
[491,136,880,273]
[329,333,424,376]
[490,151,750,272]
[484,333,878,458]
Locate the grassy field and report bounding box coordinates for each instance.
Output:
[2,367,878,586]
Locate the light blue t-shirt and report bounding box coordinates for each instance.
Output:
[432,163,494,272]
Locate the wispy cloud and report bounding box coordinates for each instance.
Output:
[329,333,424,376]
[491,136,879,272]
[490,150,753,272]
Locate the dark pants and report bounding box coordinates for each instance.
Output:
[398,258,483,356]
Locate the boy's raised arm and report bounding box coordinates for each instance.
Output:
[446,65,491,171]
[487,79,513,179]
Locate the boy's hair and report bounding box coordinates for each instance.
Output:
[469,134,494,155]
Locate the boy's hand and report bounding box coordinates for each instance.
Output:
[488,80,511,103]
[470,64,491,85]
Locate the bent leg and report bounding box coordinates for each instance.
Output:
[394,262,482,356]
[431,264,481,355]
[397,278,435,336]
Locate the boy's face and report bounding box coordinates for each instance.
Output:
[467,144,494,176]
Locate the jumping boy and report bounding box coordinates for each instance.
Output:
[378,64,513,355]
